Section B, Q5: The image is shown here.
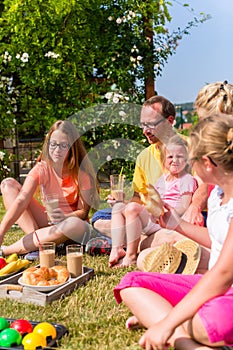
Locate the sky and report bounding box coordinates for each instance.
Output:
[156,0,233,104]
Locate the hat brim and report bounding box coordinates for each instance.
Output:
[174,239,201,274]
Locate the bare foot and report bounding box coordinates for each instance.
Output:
[126,316,144,330]
[109,247,126,268]
[113,257,137,268]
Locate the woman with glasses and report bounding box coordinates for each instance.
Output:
[0,120,98,256]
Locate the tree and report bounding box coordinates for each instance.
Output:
[0,0,209,139]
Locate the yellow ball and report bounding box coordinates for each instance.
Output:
[33,322,57,341]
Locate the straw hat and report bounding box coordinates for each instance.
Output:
[138,239,201,275]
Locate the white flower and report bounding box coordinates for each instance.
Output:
[16,54,21,59]
[137,56,142,61]
[108,16,113,21]
[45,51,60,59]
[129,11,136,18]
[131,45,139,53]
[119,110,127,117]
[113,140,120,149]
[106,155,112,162]
[112,96,119,104]
[21,53,29,62]
[116,18,122,24]
[0,151,5,161]
[105,92,113,100]
[130,56,136,62]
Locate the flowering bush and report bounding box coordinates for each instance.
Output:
[0,150,13,183]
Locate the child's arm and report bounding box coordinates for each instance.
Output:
[173,193,192,217]
[160,205,211,248]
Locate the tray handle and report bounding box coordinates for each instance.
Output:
[5,284,23,292]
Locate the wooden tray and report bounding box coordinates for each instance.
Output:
[0,267,94,306]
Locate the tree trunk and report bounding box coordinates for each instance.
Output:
[143,12,155,99]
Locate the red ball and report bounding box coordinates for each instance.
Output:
[10,319,33,335]
[0,258,7,269]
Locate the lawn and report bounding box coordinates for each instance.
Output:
[0,196,146,350]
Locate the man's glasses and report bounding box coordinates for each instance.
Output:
[49,141,70,150]
[139,118,165,130]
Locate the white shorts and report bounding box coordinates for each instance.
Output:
[142,218,161,236]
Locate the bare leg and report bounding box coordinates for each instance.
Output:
[1,178,47,233]
[121,288,223,349]
[93,219,111,237]
[111,203,150,268]
[109,203,126,267]
[2,217,89,255]
[139,228,185,251]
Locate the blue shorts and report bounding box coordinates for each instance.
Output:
[91,208,112,225]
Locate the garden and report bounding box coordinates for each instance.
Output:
[0,2,207,348]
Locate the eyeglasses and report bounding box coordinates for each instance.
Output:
[139,118,165,130]
[49,141,70,150]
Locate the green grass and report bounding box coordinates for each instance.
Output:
[0,196,145,350]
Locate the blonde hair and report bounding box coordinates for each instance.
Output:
[195,81,233,118]
[160,135,190,173]
[38,120,99,207]
[189,113,233,172]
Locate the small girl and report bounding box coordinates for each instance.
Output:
[114,113,233,349]
[109,135,197,268]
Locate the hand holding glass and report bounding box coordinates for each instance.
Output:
[45,194,59,225]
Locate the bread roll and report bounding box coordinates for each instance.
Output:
[140,184,164,218]
[22,265,69,286]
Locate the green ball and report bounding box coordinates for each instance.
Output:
[0,328,22,347]
[0,318,10,331]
